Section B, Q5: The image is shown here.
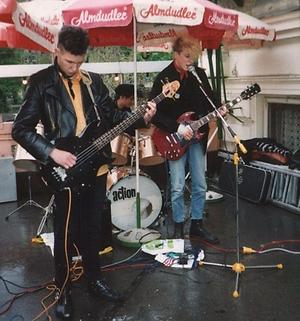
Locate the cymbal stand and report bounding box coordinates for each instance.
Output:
[5,174,45,220]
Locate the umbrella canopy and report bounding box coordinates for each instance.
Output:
[0,21,8,47]
[223,9,276,47]
[12,0,70,52]
[9,0,276,52]
[63,0,239,50]
[0,20,47,50]
[12,0,240,52]
[0,0,15,23]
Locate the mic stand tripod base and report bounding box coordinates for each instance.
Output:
[205,190,224,203]
[116,227,161,248]
[199,260,284,297]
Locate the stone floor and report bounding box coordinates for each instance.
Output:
[0,183,300,321]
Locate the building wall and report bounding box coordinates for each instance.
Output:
[202,10,300,151]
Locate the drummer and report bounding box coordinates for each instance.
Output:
[114,84,134,112]
[114,84,136,136]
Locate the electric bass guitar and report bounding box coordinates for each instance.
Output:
[152,83,261,161]
[40,81,180,191]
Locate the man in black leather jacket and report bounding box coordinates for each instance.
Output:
[12,26,156,319]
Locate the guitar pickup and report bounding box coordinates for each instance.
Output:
[170,133,180,144]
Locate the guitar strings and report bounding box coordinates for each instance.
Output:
[67,92,166,171]
[73,84,255,169]
[74,92,165,167]
[71,111,142,170]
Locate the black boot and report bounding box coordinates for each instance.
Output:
[55,286,73,319]
[189,219,219,244]
[88,279,122,302]
[173,222,184,239]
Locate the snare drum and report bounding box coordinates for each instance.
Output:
[107,167,162,230]
[110,133,132,166]
[139,135,165,166]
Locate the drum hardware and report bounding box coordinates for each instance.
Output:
[129,145,136,168]
[5,123,46,220]
[5,173,46,220]
[36,194,55,236]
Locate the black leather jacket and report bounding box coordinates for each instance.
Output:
[150,62,215,150]
[12,64,143,163]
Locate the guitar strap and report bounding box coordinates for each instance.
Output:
[81,70,101,121]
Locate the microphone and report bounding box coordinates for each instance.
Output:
[188,65,202,85]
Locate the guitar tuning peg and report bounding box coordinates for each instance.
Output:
[171,93,180,101]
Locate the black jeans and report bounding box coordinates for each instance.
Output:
[53,174,107,288]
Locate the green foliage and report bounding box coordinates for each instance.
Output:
[0,49,22,113]
[0,48,52,113]
[137,51,172,62]
[0,46,169,114]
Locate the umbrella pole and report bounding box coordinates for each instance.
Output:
[132,12,141,229]
[116,10,160,247]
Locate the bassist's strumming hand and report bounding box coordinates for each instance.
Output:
[49,148,77,169]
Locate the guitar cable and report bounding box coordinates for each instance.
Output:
[31,187,73,321]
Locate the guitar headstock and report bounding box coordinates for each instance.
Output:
[240,83,261,100]
[162,81,180,99]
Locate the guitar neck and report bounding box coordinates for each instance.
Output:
[189,96,242,132]
[93,92,166,150]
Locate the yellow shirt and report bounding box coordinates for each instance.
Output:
[61,72,108,176]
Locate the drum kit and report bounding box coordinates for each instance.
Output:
[108,126,165,232]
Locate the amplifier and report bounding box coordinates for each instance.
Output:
[0,157,17,203]
[219,161,272,204]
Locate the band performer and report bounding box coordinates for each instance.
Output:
[150,35,219,244]
[12,26,156,319]
[114,83,134,112]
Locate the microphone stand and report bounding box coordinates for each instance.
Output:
[189,66,283,297]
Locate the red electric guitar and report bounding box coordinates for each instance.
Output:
[152,83,261,161]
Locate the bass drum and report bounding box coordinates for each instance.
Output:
[107,167,162,231]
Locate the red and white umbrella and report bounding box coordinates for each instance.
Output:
[0,21,8,47]
[62,0,239,51]
[10,0,276,52]
[12,0,71,52]
[223,9,276,47]
[0,0,15,23]
[0,20,47,50]
[12,0,239,52]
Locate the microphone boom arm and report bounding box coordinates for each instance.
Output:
[188,65,247,155]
